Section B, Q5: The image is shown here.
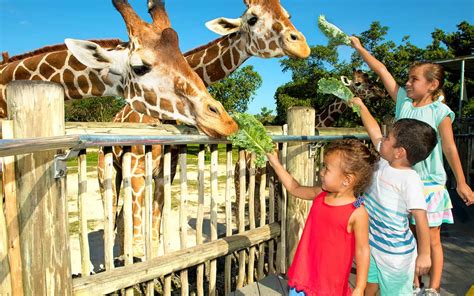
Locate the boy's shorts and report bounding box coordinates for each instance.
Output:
[367,254,415,296]
[289,287,306,296]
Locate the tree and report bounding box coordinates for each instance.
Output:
[208,65,262,113]
[65,96,126,122]
[254,107,276,125]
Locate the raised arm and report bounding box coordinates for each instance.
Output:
[350,97,383,147]
[350,36,399,101]
[266,152,321,200]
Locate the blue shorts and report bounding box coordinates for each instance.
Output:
[289,287,306,296]
[367,254,414,296]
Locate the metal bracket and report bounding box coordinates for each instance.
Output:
[54,149,81,179]
[308,142,325,159]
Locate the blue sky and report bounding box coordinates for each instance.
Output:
[1,0,473,114]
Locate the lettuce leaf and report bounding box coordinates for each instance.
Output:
[318,15,351,46]
[227,113,274,168]
[317,77,360,115]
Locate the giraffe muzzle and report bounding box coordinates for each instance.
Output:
[282,30,310,58]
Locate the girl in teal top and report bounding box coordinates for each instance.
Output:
[351,36,473,296]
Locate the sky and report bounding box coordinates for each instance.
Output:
[1,0,473,115]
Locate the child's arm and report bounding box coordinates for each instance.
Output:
[351,207,370,296]
[438,117,474,205]
[266,152,322,200]
[411,209,431,276]
[350,97,383,147]
[350,36,399,101]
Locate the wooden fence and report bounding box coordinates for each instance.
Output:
[6,81,473,295]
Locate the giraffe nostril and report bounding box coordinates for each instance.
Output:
[208,105,220,116]
[355,82,362,87]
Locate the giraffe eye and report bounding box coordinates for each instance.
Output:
[132,64,151,76]
[247,16,258,26]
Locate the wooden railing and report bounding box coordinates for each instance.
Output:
[1,81,373,295]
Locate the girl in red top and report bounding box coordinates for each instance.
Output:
[267,139,377,296]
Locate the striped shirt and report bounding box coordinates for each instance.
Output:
[364,158,426,266]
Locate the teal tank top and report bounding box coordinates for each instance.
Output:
[395,87,455,184]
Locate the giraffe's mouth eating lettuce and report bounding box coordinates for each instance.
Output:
[317,77,361,116]
[227,113,274,168]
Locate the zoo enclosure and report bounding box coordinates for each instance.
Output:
[1,81,471,295]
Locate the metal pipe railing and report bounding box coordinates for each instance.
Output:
[0,133,371,157]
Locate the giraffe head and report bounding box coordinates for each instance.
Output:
[341,69,387,100]
[205,0,310,59]
[65,0,237,137]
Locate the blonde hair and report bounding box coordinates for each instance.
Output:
[325,139,379,196]
[409,61,446,101]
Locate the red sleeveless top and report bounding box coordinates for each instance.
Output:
[287,191,362,296]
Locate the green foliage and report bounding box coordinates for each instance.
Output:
[227,113,274,168]
[254,107,276,125]
[208,65,263,113]
[317,78,360,115]
[65,96,126,122]
[462,99,474,118]
[318,15,351,46]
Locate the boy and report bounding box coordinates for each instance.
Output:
[350,97,437,296]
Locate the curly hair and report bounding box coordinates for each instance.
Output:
[325,139,379,196]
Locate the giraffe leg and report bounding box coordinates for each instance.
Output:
[131,173,146,258]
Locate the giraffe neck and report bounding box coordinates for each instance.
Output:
[315,100,348,128]
[0,48,123,118]
[184,33,252,86]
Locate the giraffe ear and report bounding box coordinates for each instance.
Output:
[65,39,125,74]
[205,17,242,35]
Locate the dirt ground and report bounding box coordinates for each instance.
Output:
[66,163,235,275]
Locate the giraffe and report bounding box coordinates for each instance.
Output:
[98,0,311,255]
[316,69,388,127]
[0,0,237,138]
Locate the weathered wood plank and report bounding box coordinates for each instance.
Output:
[224,144,233,295]
[1,121,20,296]
[162,146,172,296]
[209,144,219,296]
[7,81,72,295]
[73,224,280,295]
[197,144,206,296]
[77,150,91,277]
[103,147,115,271]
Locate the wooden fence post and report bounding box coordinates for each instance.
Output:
[6,81,72,295]
[286,107,315,267]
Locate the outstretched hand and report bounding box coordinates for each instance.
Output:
[349,97,364,108]
[266,150,279,164]
[350,36,363,50]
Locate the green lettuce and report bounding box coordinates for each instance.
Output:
[318,15,351,46]
[317,77,360,115]
[227,113,274,168]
